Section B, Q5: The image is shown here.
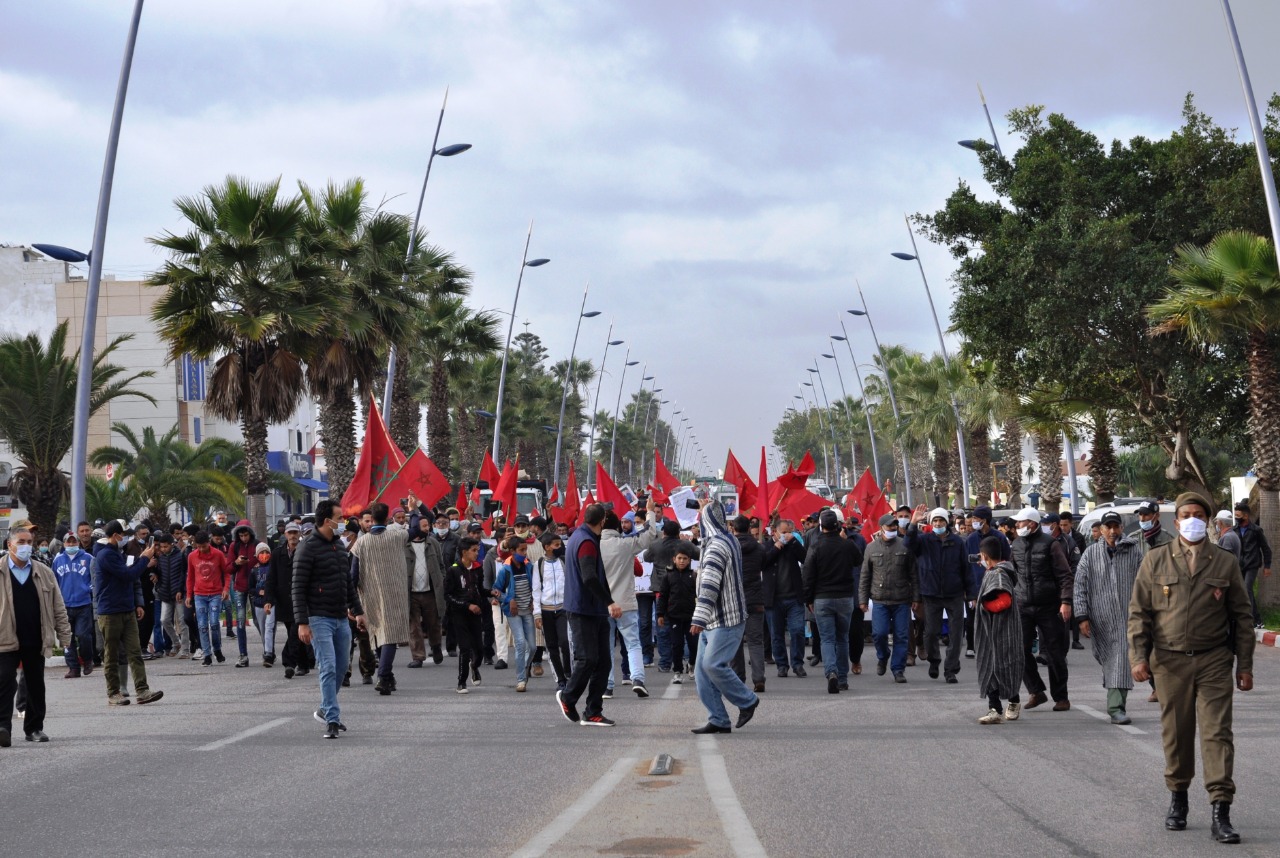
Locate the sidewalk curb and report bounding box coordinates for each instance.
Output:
[1255,629,1279,647]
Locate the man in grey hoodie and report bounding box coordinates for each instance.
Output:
[600,500,660,697]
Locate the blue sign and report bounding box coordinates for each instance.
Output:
[182,354,206,401]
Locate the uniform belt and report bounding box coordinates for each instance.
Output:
[1158,644,1225,657]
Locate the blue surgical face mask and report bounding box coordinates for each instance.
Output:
[15,544,33,563]
[65,545,80,556]
[882,529,898,541]
[449,520,460,531]
[931,525,947,536]
[434,527,448,537]
[1139,519,1155,532]
[897,517,911,530]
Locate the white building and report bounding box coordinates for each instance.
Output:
[0,245,327,521]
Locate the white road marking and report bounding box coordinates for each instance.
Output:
[510,755,639,858]
[662,679,683,700]
[194,717,292,751]
[697,735,768,858]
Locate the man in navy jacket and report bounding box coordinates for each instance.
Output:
[93,522,163,706]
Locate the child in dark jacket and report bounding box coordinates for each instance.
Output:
[657,545,699,682]
[250,542,276,667]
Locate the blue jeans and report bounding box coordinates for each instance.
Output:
[508,611,536,682]
[151,602,169,653]
[770,598,806,670]
[694,623,759,729]
[230,591,248,656]
[194,594,224,655]
[65,605,96,669]
[872,602,911,674]
[814,597,854,683]
[609,610,645,688]
[309,616,352,725]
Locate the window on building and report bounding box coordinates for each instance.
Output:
[296,430,303,453]
[194,417,202,444]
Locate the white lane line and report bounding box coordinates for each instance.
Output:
[1075,703,1146,734]
[194,717,292,751]
[510,755,638,858]
[662,680,683,700]
[697,735,768,858]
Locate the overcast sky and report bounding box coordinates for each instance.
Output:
[4,1,1280,477]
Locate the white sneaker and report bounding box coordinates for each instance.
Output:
[1004,701,1021,721]
[191,649,203,661]
[672,673,683,684]
[978,709,1003,725]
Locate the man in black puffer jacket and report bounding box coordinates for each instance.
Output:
[152,534,190,658]
[803,509,864,693]
[292,500,365,739]
[267,522,313,678]
[1010,507,1073,711]
[731,515,768,692]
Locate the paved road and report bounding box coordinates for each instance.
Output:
[3,634,1279,857]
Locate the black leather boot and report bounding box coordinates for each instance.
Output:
[1210,801,1240,844]
[1165,790,1188,831]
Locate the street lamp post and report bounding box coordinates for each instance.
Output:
[608,351,639,476]
[800,382,831,486]
[892,220,971,505]
[824,342,881,486]
[849,287,912,505]
[552,283,599,490]
[42,0,146,529]
[383,87,473,410]
[491,220,549,461]
[586,326,623,490]
[808,363,842,486]
[642,395,666,483]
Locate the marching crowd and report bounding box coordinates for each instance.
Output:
[0,486,1264,843]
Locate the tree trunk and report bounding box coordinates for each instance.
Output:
[319,388,356,501]
[1089,410,1118,503]
[933,444,951,509]
[1258,489,1280,609]
[20,468,64,539]
[242,414,270,539]
[427,362,452,470]
[390,354,418,455]
[908,445,929,507]
[947,440,962,506]
[1035,431,1063,513]
[1002,417,1023,508]
[968,424,993,506]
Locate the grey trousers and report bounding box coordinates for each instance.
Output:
[923,594,965,678]
[732,611,768,685]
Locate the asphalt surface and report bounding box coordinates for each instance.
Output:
[3,630,1280,858]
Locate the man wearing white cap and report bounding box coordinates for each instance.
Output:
[1213,511,1241,562]
[1009,507,1073,711]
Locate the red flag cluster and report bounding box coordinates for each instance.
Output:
[844,467,892,526]
[340,398,407,516]
[376,448,452,510]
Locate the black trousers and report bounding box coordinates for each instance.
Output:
[346,620,376,679]
[563,613,612,719]
[452,609,484,685]
[847,605,866,665]
[0,648,45,736]
[1021,604,1069,702]
[541,608,571,683]
[279,620,314,670]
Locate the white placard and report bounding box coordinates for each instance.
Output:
[669,487,700,528]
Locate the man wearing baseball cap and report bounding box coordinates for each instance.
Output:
[1073,511,1142,725]
[1128,492,1254,842]
[1009,507,1073,711]
[1135,501,1174,556]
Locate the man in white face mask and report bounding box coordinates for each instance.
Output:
[1128,492,1254,843]
[1009,507,1074,712]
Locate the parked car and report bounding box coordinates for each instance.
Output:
[1077,499,1176,540]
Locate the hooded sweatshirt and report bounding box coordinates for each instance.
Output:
[227,520,257,592]
[690,501,746,631]
[600,524,659,612]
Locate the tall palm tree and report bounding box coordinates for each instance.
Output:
[0,322,154,534]
[299,179,429,497]
[84,474,142,525]
[416,295,500,469]
[1150,230,1280,519]
[1089,409,1119,503]
[450,354,502,481]
[149,176,332,534]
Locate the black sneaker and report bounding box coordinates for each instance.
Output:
[580,714,615,727]
[828,673,839,694]
[633,682,649,698]
[876,659,887,676]
[285,667,295,679]
[494,659,508,670]
[556,690,580,723]
[471,668,482,686]
[341,675,351,687]
[777,667,789,678]
[214,650,225,664]
[324,722,340,739]
[794,665,807,678]
[375,678,392,696]
[202,655,213,666]
[602,688,613,699]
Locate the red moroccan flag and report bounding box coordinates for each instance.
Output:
[479,450,501,487]
[340,397,407,516]
[578,489,596,527]
[848,467,891,527]
[456,484,468,515]
[723,449,758,513]
[594,461,631,512]
[493,456,519,516]
[778,450,817,490]
[548,484,559,506]
[376,448,452,510]
[561,461,581,527]
[754,446,772,523]
[653,448,680,495]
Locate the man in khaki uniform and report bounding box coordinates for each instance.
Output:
[1128,492,1254,844]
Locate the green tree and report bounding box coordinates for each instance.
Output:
[149,176,331,536]
[919,96,1259,500]
[1149,230,1280,593]
[0,322,154,534]
[416,295,500,471]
